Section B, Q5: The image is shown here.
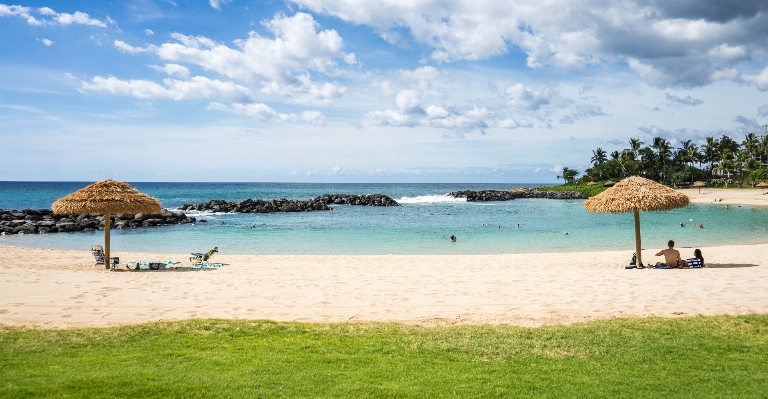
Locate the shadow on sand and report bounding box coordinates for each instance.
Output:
[706,263,760,269]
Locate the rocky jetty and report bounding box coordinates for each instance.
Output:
[312,193,400,207]
[448,188,586,202]
[179,198,331,213]
[179,193,399,214]
[0,208,195,235]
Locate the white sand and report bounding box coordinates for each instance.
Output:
[680,187,768,206]
[1,242,766,329]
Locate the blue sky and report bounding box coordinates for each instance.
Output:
[1,0,767,182]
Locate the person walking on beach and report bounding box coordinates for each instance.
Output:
[655,240,684,268]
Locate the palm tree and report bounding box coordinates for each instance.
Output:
[715,148,734,187]
[744,157,760,187]
[734,150,748,187]
[743,133,759,158]
[703,137,718,181]
[682,141,700,186]
[629,138,643,160]
[652,137,671,184]
[557,167,579,185]
[591,148,607,166]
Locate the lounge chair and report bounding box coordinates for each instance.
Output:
[190,247,218,264]
[92,245,119,269]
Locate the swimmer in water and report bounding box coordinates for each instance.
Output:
[450,235,457,242]
[565,231,569,235]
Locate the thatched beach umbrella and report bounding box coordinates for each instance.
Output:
[693,181,706,194]
[603,181,616,187]
[52,180,161,269]
[757,182,768,194]
[587,182,596,186]
[584,176,689,267]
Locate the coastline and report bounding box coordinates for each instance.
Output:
[2,242,766,329]
[678,187,768,206]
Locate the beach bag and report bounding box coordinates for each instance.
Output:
[630,253,636,265]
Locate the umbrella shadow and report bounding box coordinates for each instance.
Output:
[706,263,760,269]
[111,268,219,272]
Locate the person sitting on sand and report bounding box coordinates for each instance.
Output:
[686,249,705,268]
[655,240,685,268]
[450,235,456,242]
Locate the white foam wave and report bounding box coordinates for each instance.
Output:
[397,194,467,204]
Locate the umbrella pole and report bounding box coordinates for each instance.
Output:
[104,212,111,270]
[634,210,642,267]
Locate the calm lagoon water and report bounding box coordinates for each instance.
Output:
[1,182,766,255]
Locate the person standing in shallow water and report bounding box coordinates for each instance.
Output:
[449,235,456,242]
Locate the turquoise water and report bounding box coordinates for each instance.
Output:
[1,182,766,255]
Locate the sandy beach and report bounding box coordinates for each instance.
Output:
[2,188,767,329]
[680,187,768,206]
[1,242,766,329]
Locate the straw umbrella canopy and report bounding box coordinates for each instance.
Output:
[757,182,768,194]
[52,180,161,269]
[584,176,690,267]
[693,181,706,194]
[587,182,596,186]
[603,181,616,187]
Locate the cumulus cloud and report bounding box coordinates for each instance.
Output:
[149,63,191,79]
[38,38,53,46]
[741,66,768,91]
[0,5,108,27]
[505,84,557,110]
[109,13,353,106]
[758,105,768,116]
[114,40,149,54]
[144,28,154,36]
[209,0,232,10]
[82,76,253,102]
[665,93,704,107]
[151,13,354,83]
[291,0,768,88]
[207,102,325,124]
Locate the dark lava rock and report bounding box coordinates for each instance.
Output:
[448,188,586,202]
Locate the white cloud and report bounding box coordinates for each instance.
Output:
[152,13,353,83]
[209,0,232,10]
[149,63,191,79]
[114,40,149,54]
[291,0,768,88]
[665,93,703,107]
[0,4,43,25]
[82,76,253,102]
[741,66,768,91]
[207,102,325,124]
[38,38,53,46]
[144,28,154,36]
[1,5,108,27]
[505,84,555,110]
[758,105,768,116]
[260,74,346,106]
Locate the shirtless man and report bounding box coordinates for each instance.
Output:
[655,240,685,268]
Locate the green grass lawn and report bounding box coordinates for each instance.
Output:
[538,183,606,197]
[2,315,767,398]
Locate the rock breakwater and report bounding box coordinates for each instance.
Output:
[0,208,195,235]
[448,188,586,201]
[179,194,399,214]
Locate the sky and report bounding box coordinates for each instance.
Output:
[1,0,767,183]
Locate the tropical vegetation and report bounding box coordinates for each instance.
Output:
[561,133,768,188]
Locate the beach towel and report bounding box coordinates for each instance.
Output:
[687,258,703,268]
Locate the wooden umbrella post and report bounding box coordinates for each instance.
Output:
[104,212,111,270]
[634,210,642,267]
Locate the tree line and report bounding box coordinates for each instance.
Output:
[557,133,768,188]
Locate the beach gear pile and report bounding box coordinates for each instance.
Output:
[123,260,223,271]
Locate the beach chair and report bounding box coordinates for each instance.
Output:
[190,246,218,264]
[92,245,119,269]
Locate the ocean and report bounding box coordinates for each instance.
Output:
[1,181,766,255]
